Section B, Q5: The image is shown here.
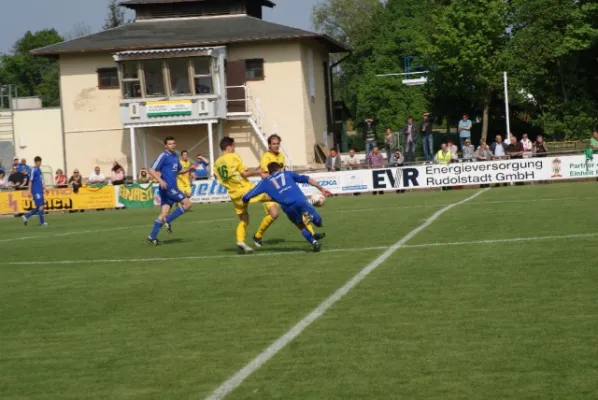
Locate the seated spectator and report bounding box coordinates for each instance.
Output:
[8,166,24,189]
[193,154,209,180]
[434,143,452,165]
[367,146,385,169]
[111,162,125,185]
[0,170,6,189]
[20,169,30,191]
[389,150,404,166]
[88,166,106,184]
[521,133,533,157]
[325,148,341,171]
[54,169,67,188]
[18,158,31,175]
[447,140,459,161]
[533,135,548,157]
[343,148,359,170]
[475,139,493,161]
[69,169,83,193]
[462,139,475,162]
[490,135,508,160]
[507,135,524,159]
[138,168,151,183]
[12,157,19,168]
[591,130,598,153]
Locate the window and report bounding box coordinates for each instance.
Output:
[168,59,191,96]
[120,62,141,99]
[97,68,119,89]
[192,57,213,94]
[245,59,264,80]
[143,60,166,97]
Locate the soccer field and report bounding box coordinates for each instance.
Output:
[1,183,597,399]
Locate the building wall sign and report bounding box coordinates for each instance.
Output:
[146,100,193,117]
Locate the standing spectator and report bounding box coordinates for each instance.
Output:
[69,169,83,193]
[475,139,493,161]
[591,130,598,153]
[462,139,475,161]
[367,146,385,169]
[54,169,67,188]
[362,117,377,156]
[447,139,459,161]
[419,112,434,163]
[325,148,341,171]
[8,166,24,189]
[521,133,533,157]
[343,148,359,170]
[402,116,417,163]
[20,169,30,190]
[0,170,6,189]
[18,158,31,175]
[533,135,548,157]
[383,127,397,163]
[12,157,19,168]
[507,135,524,159]
[193,154,210,180]
[88,166,106,184]
[111,162,125,185]
[434,143,452,165]
[491,135,508,160]
[138,168,151,183]
[458,113,472,149]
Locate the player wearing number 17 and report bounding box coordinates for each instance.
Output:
[242,162,331,252]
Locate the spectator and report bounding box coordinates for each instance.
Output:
[193,154,209,180]
[458,113,472,149]
[383,127,397,163]
[402,116,417,163]
[12,157,19,168]
[475,139,492,161]
[54,169,67,188]
[591,130,598,153]
[462,139,475,162]
[447,139,459,161]
[434,143,452,165]
[325,148,341,171]
[17,158,31,175]
[8,166,24,189]
[20,169,30,190]
[343,148,359,170]
[507,135,524,159]
[138,168,151,183]
[111,162,125,185]
[521,133,533,157]
[362,117,377,156]
[419,112,434,163]
[69,169,83,193]
[367,146,385,169]
[88,166,106,184]
[533,135,548,157]
[490,135,508,160]
[389,150,404,167]
[0,170,6,189]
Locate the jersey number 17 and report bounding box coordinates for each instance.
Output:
[271,173,286,189]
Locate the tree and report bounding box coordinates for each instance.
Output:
[64,22,93,41]
[103,0,127,30]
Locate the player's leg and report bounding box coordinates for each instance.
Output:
[163,190,192,232]
[23,194,44,226]
[236,206,254,253]
[22,207,39,226]
[148,190,171,244]
[253,200,278,248]
[287,207,320,252]
[37,204,46,226]
[301,202,325,240]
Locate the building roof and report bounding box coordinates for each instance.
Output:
[31,16,349,56]
[120,0,275,7]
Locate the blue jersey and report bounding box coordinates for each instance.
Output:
[151,150,182,190]
[30,167,44,194]
[242,171,309,207]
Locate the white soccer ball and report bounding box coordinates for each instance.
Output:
[310,192,326,207]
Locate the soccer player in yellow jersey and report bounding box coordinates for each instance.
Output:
[257,134,325,247]
[213,137,277,253]
[177,150,193,198]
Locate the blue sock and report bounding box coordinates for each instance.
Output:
[39,209,45,225]
[301,228,316,244]
[165,206,185,224]
[149,219,163,239]
[25,208,39,219]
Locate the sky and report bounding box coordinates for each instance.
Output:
[0,0,320,54]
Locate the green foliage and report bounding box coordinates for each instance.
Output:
[103,0,127,30]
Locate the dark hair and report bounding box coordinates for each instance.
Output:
[112,162,123,172]
[267,162,282,175]
[34,156,42,162]
[181,150,188,155]
[220,137,235,151]
[407,115,413,120]
[267,134,281,145]
[463,113,468,117]
[330,148,338,153]
[164,136,175,144]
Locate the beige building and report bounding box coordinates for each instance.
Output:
[31,0,348,178]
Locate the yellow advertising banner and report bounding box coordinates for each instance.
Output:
[0,186,116,215]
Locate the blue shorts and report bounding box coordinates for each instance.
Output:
[32,192,45,208]
[283,201,322,226]
[159,187,186,207]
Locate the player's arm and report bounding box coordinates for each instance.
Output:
[290,172,332,197]
[235,155,261,179]
[149,153,167,188]
[260,154,270,178]
[242,181,266,204]
[26,170,33,198]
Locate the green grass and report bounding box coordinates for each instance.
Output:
[1,183,597,399]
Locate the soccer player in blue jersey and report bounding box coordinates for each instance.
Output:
[22,156,48,226]
[242,162,331,252]
[146,136,196,245]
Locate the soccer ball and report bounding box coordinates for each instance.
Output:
[310,192,326,207]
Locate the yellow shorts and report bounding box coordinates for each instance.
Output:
[231,193,276,216]
[179,185,191,197]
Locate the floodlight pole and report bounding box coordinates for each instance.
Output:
[504,71,511,142]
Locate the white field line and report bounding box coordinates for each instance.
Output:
[203,188,489,400]
[0,195,588,244]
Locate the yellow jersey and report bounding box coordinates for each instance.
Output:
[213,152,253,199]
[260,151,285,175]
[177,158,192,188]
